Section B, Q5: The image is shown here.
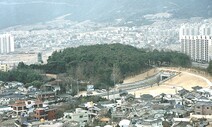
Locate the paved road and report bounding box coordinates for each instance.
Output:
[95,71,177,98]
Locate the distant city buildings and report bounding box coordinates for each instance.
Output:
[179,23,212,36]
[0,33,15,54]
[180,23,212,62]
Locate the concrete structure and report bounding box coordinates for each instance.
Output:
[179,23,212,62]
[179,23,212,37]
[34,108,56,120]
[0,33,15,54]
[194,101,212,115]
[10,100,43,116]
[64,108,90,127]
[119,119,131,127]
[0,64,9,72]
[180,35,212,62]
[36,91,56,101]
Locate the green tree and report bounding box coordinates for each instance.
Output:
[25,80,43,88]
[22,43,191,89]
[207,60,212,75]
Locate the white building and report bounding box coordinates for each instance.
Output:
[0,64,9,72]
[180,35,212,62]
[0,33,15,54]
[179,23,212,38]
[63,108,90,127]
[119,119,131,127]
[179,23,212,62]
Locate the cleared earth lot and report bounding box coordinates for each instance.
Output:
[126,67,212,97]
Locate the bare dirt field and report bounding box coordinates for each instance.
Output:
[123,68,159,84]
[0,51,52,65]
[0,54,37,64]
[126,67,212,97]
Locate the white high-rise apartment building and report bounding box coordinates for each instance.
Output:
[179,23,212,37]
[0,33,15,54]
[180,23,212,62]
[181,35,212,62]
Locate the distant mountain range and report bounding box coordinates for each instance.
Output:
[0,0,211,29]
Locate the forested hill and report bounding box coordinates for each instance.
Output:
[43,43,191,88]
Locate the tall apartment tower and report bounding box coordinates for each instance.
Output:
[180,35,212,62]
[0,33,15,54]
[180,24,212,62]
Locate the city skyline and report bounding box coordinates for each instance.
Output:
[0,33,15,54]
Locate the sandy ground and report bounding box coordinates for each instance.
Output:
[0,54,37,64]
[81,67,212,98]
[123,68,159,83]
[127,67,212,97]
[0,51,52,65]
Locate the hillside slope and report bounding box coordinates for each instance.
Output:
[0,0,211,29]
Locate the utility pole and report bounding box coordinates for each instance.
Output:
[71,83,72,94]
[107,86,109,100]
[77,79,79,96]
[113,64,116,101]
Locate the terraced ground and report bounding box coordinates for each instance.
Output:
[126,67,212,97]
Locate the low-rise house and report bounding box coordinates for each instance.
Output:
[172,121,193,127]
[64,108,90,127]
[125,94,135,102]
[152,103,173,110]
[194,101,212,115]
[41,83,61,94]
[27,86,37,92]
[36,91,56,101]
[3,83,13,89]
[34,108,56,120]
[178,89,189,97]
[79,101,104,119]
[112,110,128,120]
[120,102,133,112]
[0,97,11,105]
[183,93,195,101]
[192,86,203,91]
[99,117,111,125]
[172,114,211,127]
[15,119,65,127]
[0,81,5,91]
[17,86,27,92]
[164,94,183,106]
[171,109,188,118]
[134,118,163,127]
[119,119,131,127]
[7,81,24,88]
[63,121,80,127]
[140,94,154,102]
[0,106,13,113]
[0,64,9,72]
[99,101,116,108]
[104,125,113,127]
[197,88,212,98]
[10,100,43,116]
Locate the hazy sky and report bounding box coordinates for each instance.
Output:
[0,0,211,29]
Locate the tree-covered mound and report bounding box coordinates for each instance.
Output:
[207,60,212,75]
[41,43,191,88]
